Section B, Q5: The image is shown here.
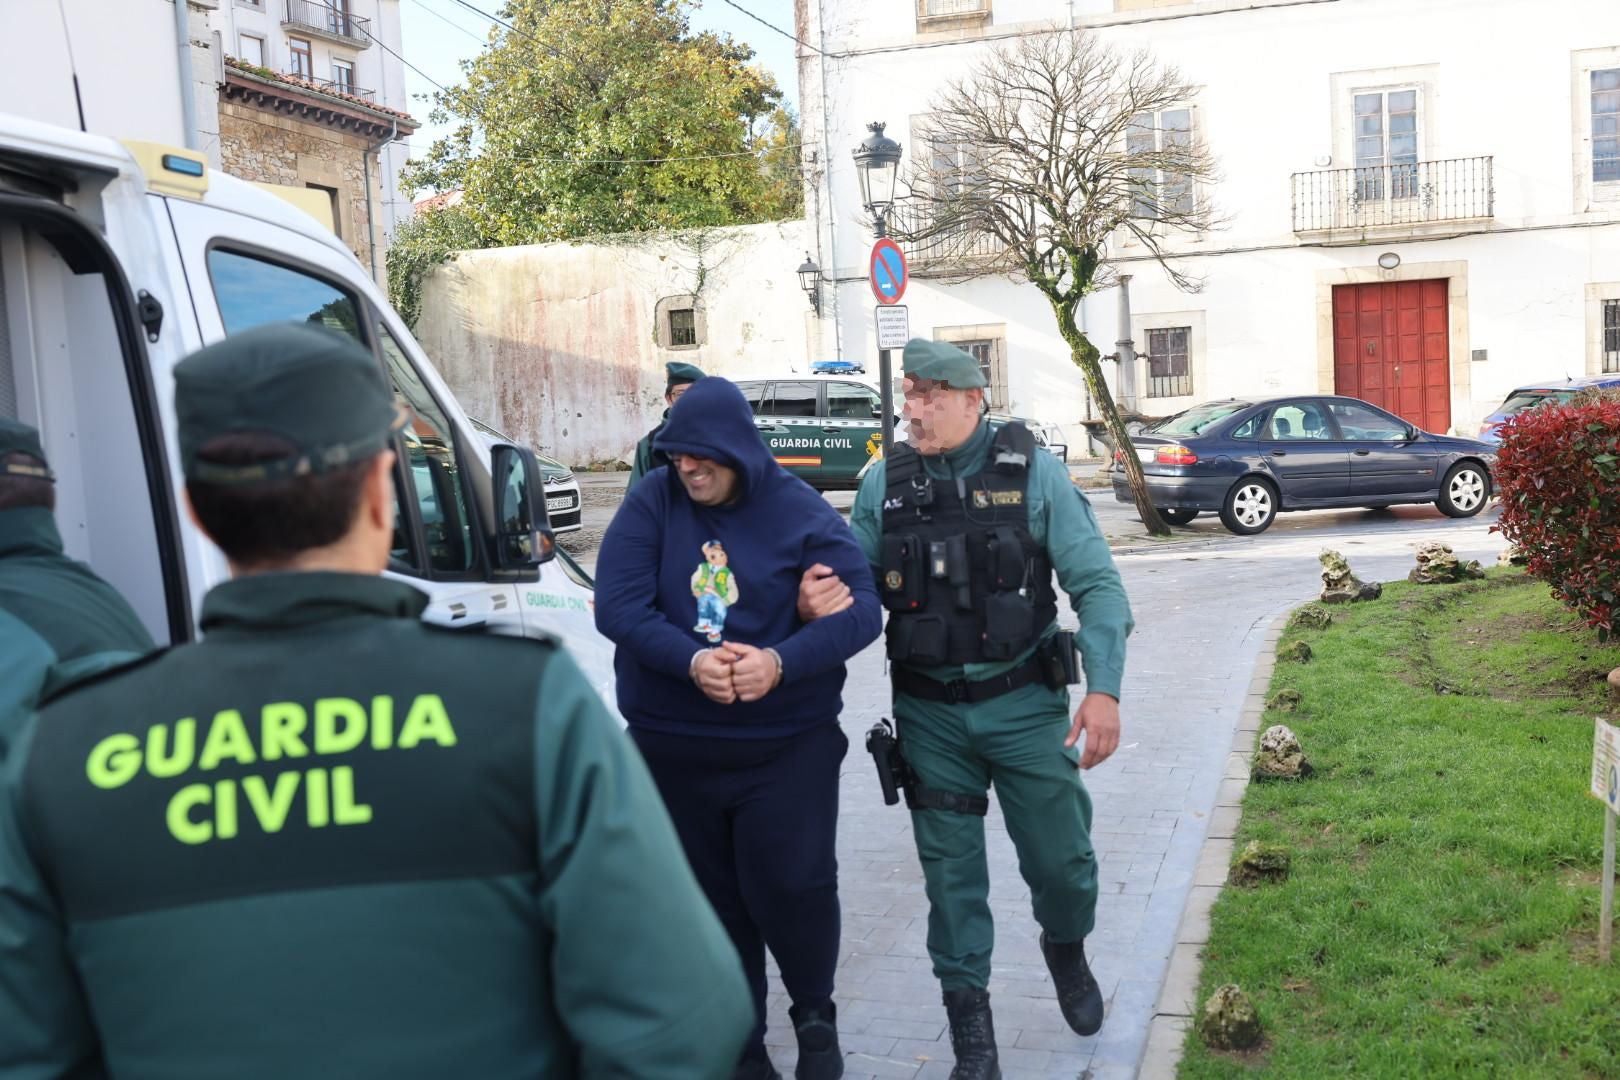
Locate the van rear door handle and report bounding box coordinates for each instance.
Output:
[1270,449,1288,457]
[1353,449,1371,456]
[822,426,842,434]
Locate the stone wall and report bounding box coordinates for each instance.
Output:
[414,220,821,468]
[218,101,385,281]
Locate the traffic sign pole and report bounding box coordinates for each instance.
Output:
[880,349,894,453]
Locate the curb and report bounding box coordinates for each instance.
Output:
[1135,610,1293,1079]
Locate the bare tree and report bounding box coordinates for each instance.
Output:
[889,27,1222,536]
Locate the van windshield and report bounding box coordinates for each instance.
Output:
[1151,402,1248,437]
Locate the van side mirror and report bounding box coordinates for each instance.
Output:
[491,443,555,569]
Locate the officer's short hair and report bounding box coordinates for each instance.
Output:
[187,433,376,565]
[0,452,54,512]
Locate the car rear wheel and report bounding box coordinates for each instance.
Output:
[1157,508,1199,526]
[1220,478,1277,535]
[1438,462,1490,517]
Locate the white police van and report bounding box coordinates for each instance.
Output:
[0,114,616,709]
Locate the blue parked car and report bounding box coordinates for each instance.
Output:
[1475,375,1620,443]
[1111,395,1497,535]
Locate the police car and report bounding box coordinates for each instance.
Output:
[734,375,902,490]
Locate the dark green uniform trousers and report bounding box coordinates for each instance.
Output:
[896,681,1098,990]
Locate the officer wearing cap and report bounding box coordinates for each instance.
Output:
[0,322,752,1077]
[0,418,153,752]
[848,339,1134,1078]
[628,360,707,488]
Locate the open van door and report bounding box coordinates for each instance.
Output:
[162,195,526,636]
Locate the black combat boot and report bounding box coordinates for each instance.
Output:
[1039,931,1104,1036]
[942,988,1000,1080]
[789,1000,843,1080]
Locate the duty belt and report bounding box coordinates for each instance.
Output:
[892,653,1046,705]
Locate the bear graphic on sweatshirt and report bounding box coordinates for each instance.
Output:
[691,540,740,643]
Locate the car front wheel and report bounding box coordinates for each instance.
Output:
[1438,462,1490,517]
[1219,478,1277,535]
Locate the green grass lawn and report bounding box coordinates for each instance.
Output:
[1181,569,1620,1078]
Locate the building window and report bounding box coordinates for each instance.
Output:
[669,309,696,347]
[1354,89,1419,200]
[654,295,705,350]
[946,337,1007,410]
[1605,299,1620,373]
[1127,108,1194,218]
[923,0,985,13]
[326,0,354,37]
[332,58,355,95]
[1145,326,1192,398]
[289,37,313,78]
[1595,69,1620,183]
[305,183,341,239]
[237,33,264,67]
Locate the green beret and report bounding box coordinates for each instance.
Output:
[665,361,706,392]
[175,322,404,486]
[902,338,987,389]
[0,417,53,481]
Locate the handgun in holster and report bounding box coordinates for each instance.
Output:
[865,719,989,816]
[1037,629,1080,689]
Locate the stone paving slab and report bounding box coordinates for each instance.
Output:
[748,508,1507,1079]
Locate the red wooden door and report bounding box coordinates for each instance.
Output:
[1332,280,1451,433]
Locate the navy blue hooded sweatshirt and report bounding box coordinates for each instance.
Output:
[594,377,881,738]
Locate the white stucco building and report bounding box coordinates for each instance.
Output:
[796,0,1620,446]
[2,0,417,276]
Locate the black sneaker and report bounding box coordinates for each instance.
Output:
[1039,931,1104,1036]
[942,988,1000,1080]
[789,1000,843,1080]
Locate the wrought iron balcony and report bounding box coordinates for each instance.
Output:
[283,0,372,48]
[885,199,1006,271]
[1291,156,1493,234]
[305,76,375,101]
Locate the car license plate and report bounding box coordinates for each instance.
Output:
[1135,448,1155,463]
[546,496,575,511]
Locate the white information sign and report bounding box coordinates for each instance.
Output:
[875,305,910,349]
[1593,718,1620,811]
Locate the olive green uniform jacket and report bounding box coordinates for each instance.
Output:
[0,506,154,755]
[0,572,751,1079]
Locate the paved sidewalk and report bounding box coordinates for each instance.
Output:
[762,508,1508,1079]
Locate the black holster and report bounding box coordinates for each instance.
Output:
[865,719,989,816]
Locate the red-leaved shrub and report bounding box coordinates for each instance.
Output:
[1492,395,1620,637]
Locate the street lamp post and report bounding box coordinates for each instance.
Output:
[796,253,822,316]
[853,121,903,450]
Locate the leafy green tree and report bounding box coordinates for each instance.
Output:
[402,0,802,247]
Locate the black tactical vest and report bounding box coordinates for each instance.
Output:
[879,422,1058,667]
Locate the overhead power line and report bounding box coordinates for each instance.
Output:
[716,0,824,56]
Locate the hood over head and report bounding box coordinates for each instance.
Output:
[652,376,778,503]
